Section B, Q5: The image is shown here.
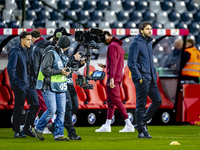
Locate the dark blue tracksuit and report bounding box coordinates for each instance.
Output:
[7,44,39,132]
[128,34,162,125]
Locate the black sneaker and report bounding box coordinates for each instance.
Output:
[46,123,54,133]
[22,129,35,137]
[55,136,69,141]
[34,128,44,141]
[14,132,26,138]
[69,134,82,140]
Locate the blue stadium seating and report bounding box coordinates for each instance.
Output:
[194,11,200,24]
[176,22,188,29]
[181,12,194,25]
[187,1,199,14]
[130,11,143,25]
[189,22,200,36]
[143,11,156,24]
[31,0,43,12]
[50,11,64,23]
[91,11,103,23]
[169,11,181,25]
[26,10,37,21]
[63,10,77,24]
[161,1,174,13]
[86,21,97,28]
[111,22,124,28]
[97,0,110,12]
[124,21,137,28]
[71,0,84,13]
[57,0,71,13]
[117,12,129,24]
[0,21,7,28]
[123,0,136,13]
[7,21,21,28]
[84,1,97,13]
[38,9,51,23]
[136,1,148,13]
[78,10,90,24]
[152,21,163,29]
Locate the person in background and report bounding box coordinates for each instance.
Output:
[128,21,162,138]
[182,39,200,83]
[30,29,52,134]
[7,31,39,138]
[96,31,135,133]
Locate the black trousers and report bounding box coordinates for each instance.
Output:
[12,85,39,132]
[134,79,162,125]
[64,84,79,136]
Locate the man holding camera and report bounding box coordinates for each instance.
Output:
[34,36,70,141]
[45,27,85,140]
[96,31,134,132]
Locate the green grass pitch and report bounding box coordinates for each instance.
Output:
[0,126,199,150]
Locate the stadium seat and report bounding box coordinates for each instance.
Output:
[123,0,136,13]
[194,11,200,24]
[70,22,84,28]
[31,0,43,12]
[7,21,21,28]
[97,0,110,12]
[2,9,13,22]
[64,10,77,24]
[186,1,199,14]
[33,20,44,28]
[175,22,188,29]
[169,11,181,25]
[50,11,64,23]
[23,20,34,28]
[5,0,17,10]
[161,1,173,13]
[71,0,84,13]
[152,21,163,29]
[57,0,71,13]
[130,11,143,24]
[86,21,97,28]
[77,10,90,24]
[104,11,117,24]
[25,0,31,10]
[156,11,169,24]
[72,73,87,109]
[58,20,70,28]
[84,1,97,13]
[136,1,148,13]
[0,74,11,109]
[164,22,175,29]
[0,20,8,28]
[38,9,51,23]
[45,21,57,28]
[111,22,124,29]
[26,10,37,21]
[181,12,194,25]
[44,0,58,12]
[149,0,161,14]
[196,35,200,45]
[111,0,123,13]
[91,11,103,23]
[98,21,110,28]
[175,1,187,14]
[143,11,156,24]
[124,21,137,28]
[83,65,107,109]
[189,22,200,36]
[117,12,129,24]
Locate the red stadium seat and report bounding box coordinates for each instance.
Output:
[83,65,107,109]
[122,66,136,109]
[0,74,11,109]
[72,73,87,109]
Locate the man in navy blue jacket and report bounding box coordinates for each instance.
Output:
[7,31,39,138]
[128,22,162,138]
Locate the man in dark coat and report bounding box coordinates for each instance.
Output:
[7,31,39,138]
[128,22,162,138]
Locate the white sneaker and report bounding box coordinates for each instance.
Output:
[95,124,111,132]
[119,125,135,132]
[43,127,52,134]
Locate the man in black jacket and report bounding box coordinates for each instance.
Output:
[7,31,39,138]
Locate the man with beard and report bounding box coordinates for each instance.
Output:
[128,22,162,138]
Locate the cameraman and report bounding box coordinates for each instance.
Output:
[34,36,70,141]
[46,28,85,140]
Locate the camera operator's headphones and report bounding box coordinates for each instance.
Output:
[55,28,65,39]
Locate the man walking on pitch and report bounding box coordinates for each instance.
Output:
[96,31,134,132]
[128,21,162,138]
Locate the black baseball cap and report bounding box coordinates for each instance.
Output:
[53,27,71,39]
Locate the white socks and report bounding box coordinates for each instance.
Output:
[105,119,111,127]
[125,118,132,127]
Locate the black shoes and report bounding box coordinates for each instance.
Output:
[69,134,82,140]
[134,124,152,139]
[46,123,54,133]
[22,129,35,137]
[14,132,26,138]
